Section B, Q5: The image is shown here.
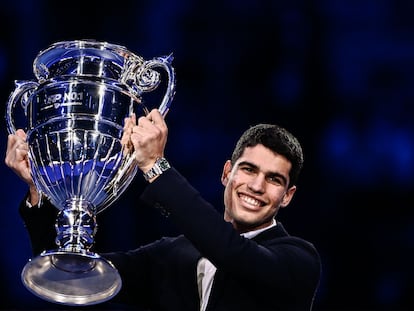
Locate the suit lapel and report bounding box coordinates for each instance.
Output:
[203,222,289,310]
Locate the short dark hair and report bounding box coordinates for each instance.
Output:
[231,124,304,187]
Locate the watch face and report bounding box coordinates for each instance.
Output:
[158,158,170,170]
[144,158,170,181]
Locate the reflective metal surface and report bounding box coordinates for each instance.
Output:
[6,39,176,305]
[22,251,121,306]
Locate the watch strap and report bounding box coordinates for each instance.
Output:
[143,157,171,181]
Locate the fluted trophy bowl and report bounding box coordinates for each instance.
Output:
[5,39,176,306]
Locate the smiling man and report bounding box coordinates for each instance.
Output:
[222,144,296,233]
[6,109,321,311]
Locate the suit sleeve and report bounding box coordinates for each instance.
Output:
[140,168,321,295]
[18,193,58,256]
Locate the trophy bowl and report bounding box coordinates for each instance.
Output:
[5,39,176,306]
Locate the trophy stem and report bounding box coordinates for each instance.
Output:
[55,199,97,254]
[20,199,122,306]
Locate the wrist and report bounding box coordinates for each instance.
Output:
[143,157,171,182]
[28,186,40,206]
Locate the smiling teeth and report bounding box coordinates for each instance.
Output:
[241,195,260,206]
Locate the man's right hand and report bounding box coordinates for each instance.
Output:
[5,129,39,205]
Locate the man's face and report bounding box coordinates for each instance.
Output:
[221,144,296,233]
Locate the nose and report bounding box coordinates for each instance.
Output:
[247,174,265,193]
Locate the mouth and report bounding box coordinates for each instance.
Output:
[239,193,264,210]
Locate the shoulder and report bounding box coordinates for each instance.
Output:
[277,235,320,258]
[258,224,321,262]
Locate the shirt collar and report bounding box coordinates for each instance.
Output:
[240,218,277,239]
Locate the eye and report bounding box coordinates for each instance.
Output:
[267,175,284,185]
[239,164,255,174]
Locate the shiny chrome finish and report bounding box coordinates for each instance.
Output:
[6,39,176,306]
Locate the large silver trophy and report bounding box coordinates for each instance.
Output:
[5,40,176,306]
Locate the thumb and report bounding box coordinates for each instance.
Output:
[15,129,27,140]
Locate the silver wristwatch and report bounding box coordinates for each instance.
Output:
[143,157,171,181]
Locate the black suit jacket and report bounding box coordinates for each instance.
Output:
[19,168,321,311]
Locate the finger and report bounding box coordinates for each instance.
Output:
[6,134,17,152]
[15,129,27,140]
[137,115,154,128]
[15,147,29,162]
[16,138,29,150]
[147,109,164,124]
[131,113,136,124]
[5,147,28,171]
[123,116,133,130]
[7,131,27,154]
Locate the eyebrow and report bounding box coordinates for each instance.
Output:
[237,160,288,186]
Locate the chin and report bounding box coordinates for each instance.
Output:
[233,217,258,230]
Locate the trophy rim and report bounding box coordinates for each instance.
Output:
[40,39,133,56]
[32,39,144,81]
[34,39,137,57]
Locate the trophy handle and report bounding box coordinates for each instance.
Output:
[106,54,176,201]
[133,54,176,117]
[6,80,39,134]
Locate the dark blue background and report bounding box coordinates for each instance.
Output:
[1,1,413,310]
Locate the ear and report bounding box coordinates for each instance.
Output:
[280,185,297,208]
[221,160,232,186]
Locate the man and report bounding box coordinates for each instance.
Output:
[5,109,321,310]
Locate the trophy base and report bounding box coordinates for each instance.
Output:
[21,250,122,306]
